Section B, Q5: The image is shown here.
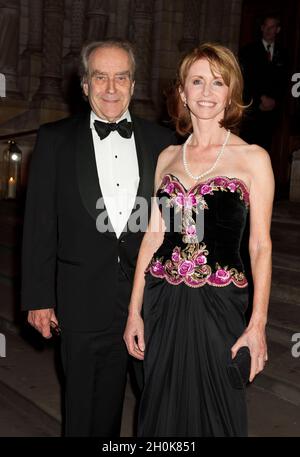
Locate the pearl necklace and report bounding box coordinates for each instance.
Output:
[182,130,231,182]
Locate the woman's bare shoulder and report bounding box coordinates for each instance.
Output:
[230,134,271,161]
[229,132,248,146]
[159,143,181,158]
[243,143,271,165]
[241,144,274,192]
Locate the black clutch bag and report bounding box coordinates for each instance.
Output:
[227,346,251,389]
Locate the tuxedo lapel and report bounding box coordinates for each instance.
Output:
[76,112,116,239]
[119,115,155,240]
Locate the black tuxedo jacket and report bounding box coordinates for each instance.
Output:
[239,40,287,110]
[21,112,175,331]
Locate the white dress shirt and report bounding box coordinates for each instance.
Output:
[262,39,274,60]
[90,110,140,238]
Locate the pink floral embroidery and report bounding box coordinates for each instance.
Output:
[175,193,197,209]
[171,249,180,262]
[151,260,164,276]
[195,254,207,265]
[213,177,228,186]
[160,174,250,207]
[146,244,248,289]
[165,182,175,194]
[185,225,196,236]
[227,182,238,193]
[151,175,249,289]
[186,193,197,208]
[174,192,185,207]
[200,184,213,195]
[215,268,231,281]
[178,260,195,276]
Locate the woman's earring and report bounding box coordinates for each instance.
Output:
[183,100,187,108]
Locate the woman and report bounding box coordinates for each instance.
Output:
[124,43,274,437]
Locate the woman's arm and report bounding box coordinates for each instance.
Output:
[231,146,274,382]
[123,152,169,360]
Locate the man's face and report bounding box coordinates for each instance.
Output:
[83,47,135,122]
[261,18,280,44]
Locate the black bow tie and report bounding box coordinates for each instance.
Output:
[94,119,133,140]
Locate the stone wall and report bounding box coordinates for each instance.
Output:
[0,0,243,183]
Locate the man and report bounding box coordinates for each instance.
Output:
[21,40,174,437]
[239,14,287,151]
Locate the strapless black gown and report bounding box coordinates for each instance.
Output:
[138,174,250,437]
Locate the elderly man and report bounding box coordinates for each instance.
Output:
[22,40,174,437]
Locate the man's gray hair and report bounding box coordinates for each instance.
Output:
[80,39,136,85]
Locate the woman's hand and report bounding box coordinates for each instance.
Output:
[123,312,145,360]
[231,322,268,382]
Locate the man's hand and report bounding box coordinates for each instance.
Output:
[259,95,276,111]
[123,313,145,360]
[28,309,58,339]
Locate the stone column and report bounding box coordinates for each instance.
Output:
[198,0,208,43]
[63,0,87,112]
[70,0,86,55]
[178,0,201,52]
[150,0,182,119]
[28,0,44,54]
[108,0,131,39]
[130,0,156,120]
[198,0,243,53]
[34,0,65,101]
[0,0,21,98]
[224,0,243,54]
[20,0,44,100]
[85,0,108,42]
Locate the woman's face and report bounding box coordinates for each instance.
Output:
[180,58,229,123]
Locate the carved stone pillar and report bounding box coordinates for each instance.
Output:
[110,0,131,39]
[198,0,242,52]
[28,0,44,53]
[85,0,108,42]
[0,0,21,98]
[70,0,86,55]
[179,0,201,52]
[20,0,44,100]
[63,0,87,112]
[148,0,182,119]
[34,0,65,101]
[225,0,243,53]
[198,0,208,43]
[130,0,156,120]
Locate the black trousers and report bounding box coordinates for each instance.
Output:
[61,265,143,437]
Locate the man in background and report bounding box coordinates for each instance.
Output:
[239,14,287,151]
